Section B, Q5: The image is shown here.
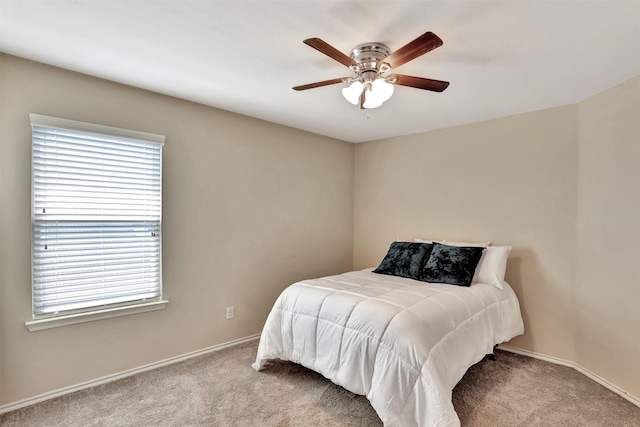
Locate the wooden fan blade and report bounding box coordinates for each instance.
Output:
[292,77,350,91]
[303,38,359,68]
[384,32,443,69]
[392,74,450,92]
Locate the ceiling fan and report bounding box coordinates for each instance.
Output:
[293,31,450,109]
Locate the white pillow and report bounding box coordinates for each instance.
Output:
[437,240,491,247]
[414,238,433,243]
[472,245,511,289]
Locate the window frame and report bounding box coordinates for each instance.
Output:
[26,114,168,332]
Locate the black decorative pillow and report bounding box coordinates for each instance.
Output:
[373,242,433,280]
[419,242,485,286]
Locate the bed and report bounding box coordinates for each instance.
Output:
[253,242,524,427]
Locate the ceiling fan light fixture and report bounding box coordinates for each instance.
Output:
[342,80,364,105]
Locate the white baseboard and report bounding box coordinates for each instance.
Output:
[498,345,640,408]
[0,334,261,415]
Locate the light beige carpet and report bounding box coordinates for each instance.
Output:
[1,340,638,426]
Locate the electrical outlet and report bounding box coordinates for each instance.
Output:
[226,306,234,320]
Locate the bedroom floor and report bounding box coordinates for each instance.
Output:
[1,340,638,426]
[452,349,639,426]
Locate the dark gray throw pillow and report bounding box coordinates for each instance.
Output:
[373,242,433,280]
[419,242,485,286]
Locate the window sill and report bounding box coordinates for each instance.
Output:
[25,300,169,332]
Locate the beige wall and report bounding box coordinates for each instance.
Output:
[354,106,580,361]
[576,76,640,398]
[0,52,4,406]
[0,54,354,405]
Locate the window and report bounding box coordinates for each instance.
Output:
[27,114,167,331]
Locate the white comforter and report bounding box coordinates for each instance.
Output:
[252,269,524,427]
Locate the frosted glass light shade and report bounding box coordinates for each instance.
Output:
[342,81,364,105]
[363,91,383,109]
[372,78,394,102]
[363,79,394,109]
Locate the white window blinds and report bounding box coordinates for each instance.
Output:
[30,114,165,318]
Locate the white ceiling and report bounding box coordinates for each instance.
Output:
[1,1,639,143]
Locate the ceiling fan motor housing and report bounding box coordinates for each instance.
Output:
[349,43,391,73]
